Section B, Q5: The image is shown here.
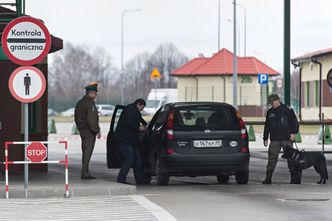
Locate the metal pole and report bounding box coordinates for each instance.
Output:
[120,11,125,105]
[236,3,246,56]
[24,103,29,198]
[284,0,291,106]
[233,0,238,109]
[120,9,141,105]
[218,0,221,51]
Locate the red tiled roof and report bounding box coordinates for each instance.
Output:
[292,47,332,62]
[172,48,279,76]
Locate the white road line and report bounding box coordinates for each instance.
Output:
[0,195,176,221]
[131,195,177,221]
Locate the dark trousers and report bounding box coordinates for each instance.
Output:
[117,142,144,184]
[80,129,96,177]
[267,140,293,173]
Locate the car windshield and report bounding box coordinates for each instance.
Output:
[173,105,240,131]
[146,100,160,108]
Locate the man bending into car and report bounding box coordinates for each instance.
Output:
[114,99,148,185]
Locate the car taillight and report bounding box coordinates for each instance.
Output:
[236,111,247,139]
[167,112,174,140]
[166,148,176,155]
[240,146,249,153]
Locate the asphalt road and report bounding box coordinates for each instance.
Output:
[3,122,332,221]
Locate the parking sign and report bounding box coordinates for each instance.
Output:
[258,74,268,85]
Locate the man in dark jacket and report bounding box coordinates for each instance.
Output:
[75,82,101,179]
[263,94,299,184]
[115,99,147,185]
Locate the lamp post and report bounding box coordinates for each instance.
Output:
[227,19,241,56]
[235,2,246,56]
[121,8,141,105]
[232,0,237,109]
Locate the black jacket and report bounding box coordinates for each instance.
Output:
[263,103,299,141]
[114,103,147,145]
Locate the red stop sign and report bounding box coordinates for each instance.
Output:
[26,142,47,162]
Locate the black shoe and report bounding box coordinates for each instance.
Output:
[81,175,96,180]
[117,181,131,185]
[262,172,272,184]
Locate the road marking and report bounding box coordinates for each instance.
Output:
[0,195,177,221]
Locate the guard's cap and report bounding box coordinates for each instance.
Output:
[85,82,98,92]
[267,94,280,104]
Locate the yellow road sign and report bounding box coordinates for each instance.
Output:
[150,68,161,79]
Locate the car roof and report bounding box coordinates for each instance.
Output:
[167,102,235,109]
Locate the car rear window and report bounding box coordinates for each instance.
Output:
[173,105,240,131]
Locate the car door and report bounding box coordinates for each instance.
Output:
[106,105,125,168]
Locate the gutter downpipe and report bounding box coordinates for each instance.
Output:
[311,56,322,121]
[291,60,302,121]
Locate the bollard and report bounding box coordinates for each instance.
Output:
[248,125,256,142]
[71,123,80,135]
[317,126,331,145]
[48,119,57,134]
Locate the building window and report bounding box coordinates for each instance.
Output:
[306,81,310,107]
[315,80,319,107]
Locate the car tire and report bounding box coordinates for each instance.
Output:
[155,158,169,186]
[235,171,249,184]
[217,174,229,184]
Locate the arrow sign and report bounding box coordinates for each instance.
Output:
[1,16,51,65]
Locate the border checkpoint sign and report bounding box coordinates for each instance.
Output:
[8,66,46,103]
[1,16,51,66]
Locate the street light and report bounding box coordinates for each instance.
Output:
[227,19,241,56]
[232,0,237,109]
[235,2,246,56]
[121,8,141,105]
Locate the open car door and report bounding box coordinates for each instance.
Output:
[106,105,125,168]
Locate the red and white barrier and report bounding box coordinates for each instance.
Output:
[3,140,69,199]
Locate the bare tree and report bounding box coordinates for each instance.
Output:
[48,43,118,110]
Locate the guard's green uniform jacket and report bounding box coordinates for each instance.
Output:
[74,95,100,135]
[74,95,100,178]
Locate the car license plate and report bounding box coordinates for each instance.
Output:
[194,140,222,148]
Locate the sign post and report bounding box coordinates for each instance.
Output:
[258,74,269,116]
[150,68,162,105]
[8,66,46,197]
[2,16,50,198]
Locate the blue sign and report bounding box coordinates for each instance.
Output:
[258,74,269,85]
[330,87,332,93]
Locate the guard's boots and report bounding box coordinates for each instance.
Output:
[262,171,272,184]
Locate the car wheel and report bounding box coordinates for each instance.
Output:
[155,158,169,186]
[235,171,249,184]
[217,174,229,184]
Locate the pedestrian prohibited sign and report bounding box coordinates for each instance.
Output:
[1,16,51,65]
[8,66,46,103]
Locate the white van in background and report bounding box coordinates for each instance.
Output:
[143,88,177,116]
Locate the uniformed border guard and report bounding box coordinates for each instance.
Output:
[263,94,299,184]
[75,82,101,179]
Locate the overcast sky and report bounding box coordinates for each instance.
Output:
[23,0,332,73]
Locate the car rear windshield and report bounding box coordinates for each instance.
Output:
[173,105,240,131]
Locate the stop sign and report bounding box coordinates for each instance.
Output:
[26,142,47,162]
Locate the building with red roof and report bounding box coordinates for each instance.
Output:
[292,47,332,121]
[171,48,279,117]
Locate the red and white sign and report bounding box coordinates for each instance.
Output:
[1,16,51,65]
[8,66,46,103]
[25,142,47,163]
